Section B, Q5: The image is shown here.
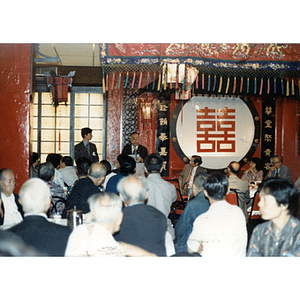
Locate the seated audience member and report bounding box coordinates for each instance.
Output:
[227,161,250,220]
[114,175,167,256]
[0,230,43,256]
[175,172,209,253]
[247,178,300,257]
[178,155,206,199]
[100,159,114,190]
[187,172,247,257]
[46,153,65,188]
[106,155,136,194]
[38,162,66,217]
[8,178,72,256]
[266,155,292,184]
[144,153,177,239]
[241,157,264,182]
[75,157,92,179]
[30,152,40,178]
[0,169,23,228]
[58,156,78,190]
[63,162,106,217]
[65,192,125,257]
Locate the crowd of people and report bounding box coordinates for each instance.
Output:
[0,127,300,257]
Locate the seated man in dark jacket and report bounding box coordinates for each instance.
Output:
[9,178,72,256]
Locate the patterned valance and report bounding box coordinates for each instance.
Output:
[100,43,300,99]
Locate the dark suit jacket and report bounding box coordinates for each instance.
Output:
[114,203,167,256]
[0,193,24,226]
[266,164,292,184]
[9,215,72,256]
[74,141,99,163]
[63,177,101,217]
[122,144,148,160]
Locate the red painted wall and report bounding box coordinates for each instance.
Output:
[0,44,31,193]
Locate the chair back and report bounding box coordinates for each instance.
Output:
[249,191,261,219]
[225,192,238,206]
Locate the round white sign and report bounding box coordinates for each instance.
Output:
[174,96,257,169]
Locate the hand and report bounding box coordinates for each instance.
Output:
[198,242,204,255]
[137,156,143,162]
[268,165,275,175]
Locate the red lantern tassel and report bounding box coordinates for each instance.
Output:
[240,77,243,93]
[259,78,263,95]
[232,77,236,94]
[138,72,142,89]
[132,72,136,89]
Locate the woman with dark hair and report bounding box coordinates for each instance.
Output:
[241,157,264,182]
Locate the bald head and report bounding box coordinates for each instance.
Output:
[228,161,240,175]
[117,175,148,204]
[88,162,107,186]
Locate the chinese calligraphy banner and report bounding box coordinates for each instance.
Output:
[261,99,276,176]
[156,96,170,177]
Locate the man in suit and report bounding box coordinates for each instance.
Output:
[0,168,23,228]
[266,155,292,184]
[8,178,72,256]
[227,161,250,220]
[114,175,167,256]
[178,155,207,198]
[122,132,148,162]
[74,127,99,163]
[175,172,210,253]
[63,162,106,216]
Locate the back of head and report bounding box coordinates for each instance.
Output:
[117,175,148,204]
[62,156,74,167]
[144,153,163,173]
[38,162,55,182]
[120,155,136,176]
[100,160,112,175]
[193,172,208,191]
[204,171,228,200]
[76,157,92,176]
[46,153,63,169]
[228,161,240,175]
[258,178,299,216]
[192,155,202,166]
[89,162,107,179]
[88,192,122,224]
[19,178,51,214]
[31,152,39,165]
[81,127,92,139]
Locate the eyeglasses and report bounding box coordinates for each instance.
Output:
[273,161,281,164]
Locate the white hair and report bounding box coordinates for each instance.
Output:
[19,178,51,214]
[87,192,122,224]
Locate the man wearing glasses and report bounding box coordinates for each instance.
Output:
[266,155,292,184]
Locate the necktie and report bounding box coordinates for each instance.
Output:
[184,169,193,189]
[86,143,90,156]
[275,168,278,177]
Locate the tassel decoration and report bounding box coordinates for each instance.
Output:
[225,76,230,94]
[157,73,161,91]
[111,73,115,90]
[146,72,150,89]
[292,78,295,95]
[254,77,257,94]
[132,72,136,89]
[213,75,216,92]
[232,77,236,94]
[207,75,211,92]
[267,78,270,94]
[118,72,121,89]
[259,78,263,95]
[196,74,198,89]
[286,79,289,96]
[138,72,142,89]
[106,73,109,91]
[102,71,106,93]
[281,79,284,95]
[124,72,129,88]
[240,76,243,93]
[202,73,204,90]
[247,77,250,94]
[218,76,223,93]
[152,72,156,90]
[274,78,277,94]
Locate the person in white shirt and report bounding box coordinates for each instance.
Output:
[58,156,78,189]
[187,172,247,257]
[0,168,23,228]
